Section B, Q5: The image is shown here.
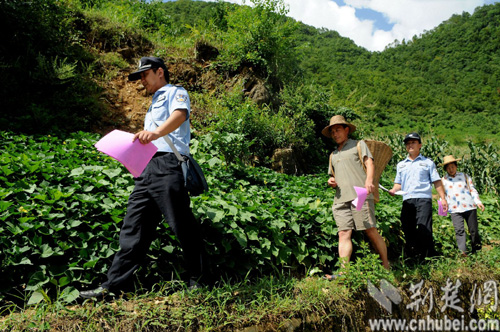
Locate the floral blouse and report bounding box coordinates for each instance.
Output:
[442,172,482,213]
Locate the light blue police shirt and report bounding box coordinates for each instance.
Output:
[394,154,441,201]
[144,84,191,156]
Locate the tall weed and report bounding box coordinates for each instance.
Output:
[206,87,300,165]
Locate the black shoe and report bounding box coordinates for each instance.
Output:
[79,286,109,299]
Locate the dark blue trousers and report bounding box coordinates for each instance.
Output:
[401,198,435,260]
[102,153,204,291]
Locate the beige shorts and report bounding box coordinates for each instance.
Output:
[332,199,377,231]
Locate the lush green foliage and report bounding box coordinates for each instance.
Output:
[214,0,301,89]
[0,131,333,303]
[194,86,323,165]
[296,4,500,144]
[2,131,500,306]
[0,0,105,134]
[192,136,337,276]
[2,0,500,161]
[0,132,129,303]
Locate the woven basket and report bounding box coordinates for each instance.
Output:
[362,140,393,203]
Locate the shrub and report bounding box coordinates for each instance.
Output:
[0,0,104,134]
[205,87,301,165]
[216,0,300,90]
[0,131,337,302]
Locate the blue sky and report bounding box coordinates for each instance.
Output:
[201,0,499,51]
[330,0,394,31]
[353,7,394,31]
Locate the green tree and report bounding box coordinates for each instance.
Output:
[217,0,301,90]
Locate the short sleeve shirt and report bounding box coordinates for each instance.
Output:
[394,154,441,201]
[329,139,373,204]
[442,172,482,213]
[144,84,191,155]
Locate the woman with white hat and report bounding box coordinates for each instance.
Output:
[441,155,485,256]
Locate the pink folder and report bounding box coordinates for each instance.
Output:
[352,186,368,211]
[94,129,158,177]
[438,200,448,216]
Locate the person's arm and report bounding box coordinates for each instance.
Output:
[327,152,337,188]
[133,109,187,144]
[388,183,402,196]
[433,179,448,211]
[364,156,375,194]
[467,174,485,212]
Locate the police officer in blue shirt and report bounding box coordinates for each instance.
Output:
[389,133,448,261]
[80,57,206,299]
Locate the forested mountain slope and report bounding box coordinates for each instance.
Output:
[296,4,500,144]
[0,0,499,156]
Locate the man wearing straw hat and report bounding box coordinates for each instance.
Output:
[441,155,484,256]
[389,132,447,261]
[322,115,389,278]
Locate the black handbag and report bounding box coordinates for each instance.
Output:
[160,133,208,196]
[180,154,208,196]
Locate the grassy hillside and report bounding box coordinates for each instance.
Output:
[142,0,500,146]
[1,0,499,160]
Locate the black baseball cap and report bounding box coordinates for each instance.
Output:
[128,57,168,81]
[403,132,421,144]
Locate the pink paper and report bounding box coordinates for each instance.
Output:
[438,200,448,216]
[95,129,158,177]
[352,186,368,211]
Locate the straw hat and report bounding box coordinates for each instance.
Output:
[440,155,462,168]
[321,115,356,138]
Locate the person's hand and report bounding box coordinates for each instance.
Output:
[440,199,448,212]
[327,177,337,188]
[477,202,485,212]
[365,179,375,194]
[388,184,402,197]
[133,130,160,144]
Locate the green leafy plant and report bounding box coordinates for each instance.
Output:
[216,0,300,89]
[335,242,394,291]
[2,130,500,304]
